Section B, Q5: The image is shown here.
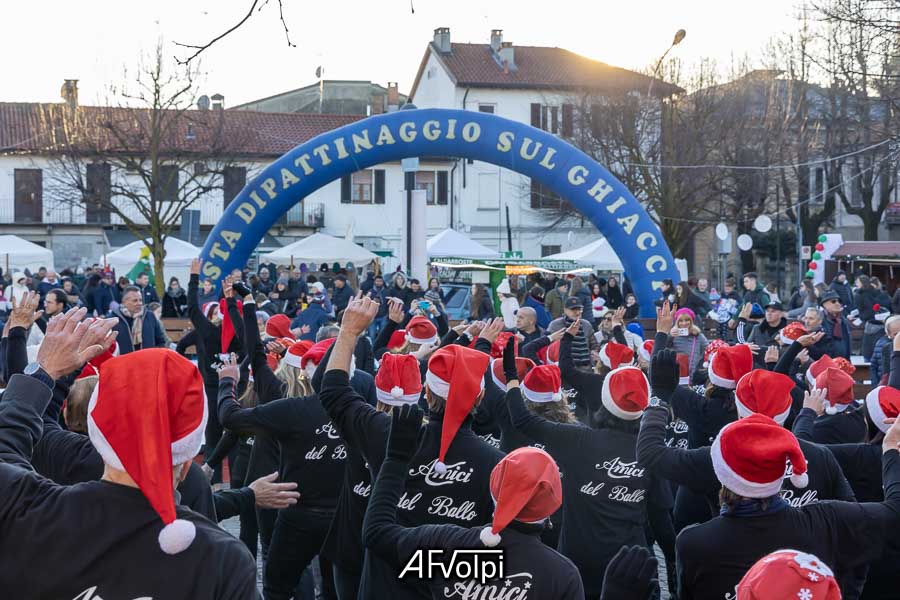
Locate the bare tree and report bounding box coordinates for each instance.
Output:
[41,42,255,292]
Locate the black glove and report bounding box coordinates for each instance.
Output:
[387,403,423,461]
[650,348,680,395]
[600,545,659,600]
[232,280,252,298]
[502,335,518,383]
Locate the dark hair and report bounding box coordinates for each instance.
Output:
[409,278,420,285]
[724,277,736,287]
[46,289,68,308]
[529,285,545,300]
[719,487,772,514]
[592,402,641,435]
[704,383,737,412]
[743,272,758,280]
[470,283,487,319]
[857,274,871,289]
[169,276,179,285]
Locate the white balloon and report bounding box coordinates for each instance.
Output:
[737,234,754,251]
[753,215,772,233]
[715,223,729,241]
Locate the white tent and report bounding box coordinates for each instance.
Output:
[0,235,55,274]
[544,238,624,271]
[261,233,378,266]
[104,237,200,287]
[427,228,500,259]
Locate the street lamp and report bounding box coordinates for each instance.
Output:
[647,29,686,97]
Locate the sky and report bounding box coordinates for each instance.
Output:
[1,0,801,107]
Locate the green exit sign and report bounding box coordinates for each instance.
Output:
[503,251,523,258]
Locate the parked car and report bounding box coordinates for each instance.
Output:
[441,283,495,322]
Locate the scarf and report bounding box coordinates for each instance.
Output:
[219,298,243,352]
[721,494,787,517]
[120,305,144,348]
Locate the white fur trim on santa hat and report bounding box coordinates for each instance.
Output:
[734,398,792,426]
[707,352,736,389]
[480,527,502,547]
[638,343,652,363]
[305,354,354,379]
[375,386,421,406]
[283,352,302,368]
[805,367,817,387]
[710,426,806,498]
[425,370,450,398]
[407,330,439,346]
[490,359,508,392]
[866,387,891,434]
[521,383,562,404]
[824,400,852,415]
[679,375,690,386]
[158,518,197,555]
[600,366,648,421]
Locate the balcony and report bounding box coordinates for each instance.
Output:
[279,202,324,228]
[886,203,900,226]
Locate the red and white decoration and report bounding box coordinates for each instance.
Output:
[301,337,342,379]
[736,549,840,600]
[388,329,407,350]
[806,355,837,386]
[865,386,900,434]
[490,356,535,392]
[265,314,296,340]
[480,447,563,547]
[779,322,807,346]
[735,370,795,425]
[375,353,423,406]
[405,316,439,346]
[283,339,314,368]
[521,364,563,404]
[710,414,808,498]
[601,366,649,421]
[707,344,754,389]
[87,349,208,554]
[537,339,560,365]
[638,340,654,363]
[815,367,856,415]
[675,353,691,385]
[599,341,634,370]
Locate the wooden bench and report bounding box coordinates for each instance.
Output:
[162,318,194,354]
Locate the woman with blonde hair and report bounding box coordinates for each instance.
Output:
[667,307,708,375]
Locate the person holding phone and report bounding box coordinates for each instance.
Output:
[667,307,709,375]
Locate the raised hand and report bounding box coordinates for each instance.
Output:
[232,278,252,299]
[387,403,423,461]
[267,340,288,356]
[341,297,380,336]
[464,320,485,339]
[222,275,234,299]
[745,343,761,355]
[797,348,810,364]
[216,353,240,381]
[413,342,436,361]
[565,319,581,337]
[739,302,753,320]
[502,335,518,384]
[612,306,626,328]
[649,348,680,394]
[387,297,405,324]
[764,345,779,364]
[36,307,107,380]
[479,317,506,344]
[9,291,43,330]
[803,387,826,416]
[600,545,659,600]
[796,331,825,347]
[656,301,676,334]
[249,472,300,510]
[190,258,202,276]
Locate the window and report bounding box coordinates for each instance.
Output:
[85,162,111,224]
[531,103,573,136]
[193,162,207,176]
[158,165,179,204]
[416,171,435,204]
[541,245,561,257]
[14,169,42,223]
[223,166,247,210]
[530,179,561,210]
[478,104,495,114]
[561,104,574,137]
[340,170,385,204]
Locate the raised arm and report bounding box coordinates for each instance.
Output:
[636,406,719,495]
[240,297,284,404]
[5,292,44,378]
[187,260,215,336]
[559,325,604,411]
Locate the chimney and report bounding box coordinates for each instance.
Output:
[387,82,400,110]
[433,27,451,53]
[197,95,211,110]
[499,42,515,70]
[490,29,503,53]
[211,93,225,110]
[61,79,79,109]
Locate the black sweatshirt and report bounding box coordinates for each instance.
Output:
[363,454,585,600]
[319,369,504,600]
[811,405,869,445]
[0,374,258,599]
[218,376,346,511]
[677,449,900,600]
[188,274,244,387]
[558,332,606,426]
[507,386,675,597]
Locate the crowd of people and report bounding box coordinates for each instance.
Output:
[0,255,899,600]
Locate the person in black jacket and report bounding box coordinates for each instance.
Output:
[162,277,189,317]
[505,338,675,599]
[807,366,867,444]
[332,275,355,315]
[320,297,504,600]
[830,270,854,314]
[363,404,584,600]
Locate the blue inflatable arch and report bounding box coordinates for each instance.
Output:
[200,108,679,317]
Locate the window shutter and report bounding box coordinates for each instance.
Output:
[374,170,386,204]
[551,106,559,134]
[530,103,541,127]
[437,171,448,205]
[561,104,574,137]
[341,175,351,203]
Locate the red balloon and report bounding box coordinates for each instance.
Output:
[815,243,825,251]
[808,261,817,270]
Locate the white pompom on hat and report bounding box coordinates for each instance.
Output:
[375,353,423,406]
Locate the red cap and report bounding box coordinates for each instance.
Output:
[521,364,563,403]
[265,314,295,340]
[806,355,836,386]
[599,341,634,370]
[736,549,840,600]
[708,344,754,389]
[832,356,856,375]
[87,349,207,554]
[388,329,408,350]
[779,322,807,345]
[638,340,654,362]
[735,370,794,425]
[676,353,691,385]
[711,414,808,498]
[704,339,728,365]
[301,338,337,377]
[479,448,563,547]
[490,356,535,392]
[375,353,423,406]
[816,367,855,414]
[283,339,314,368]
[406,316,438,345]
[76,343,118,380]
[601,366,649,421]
[865,386,900,434]
[425,345,490,474]
[491,332,518,359]
[537,339,560,365]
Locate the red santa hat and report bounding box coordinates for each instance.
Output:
[736,549,840,600]
[832,356,856,376]
[599,341,634,370]
[806,355,837,386]
[707,344,754,389]
[375,353,423,406]
[815,367,855,415]
[601,366,649,421]
[735,369,795,425]
[87,349,207,554]
[537,339,560,365]
[425,345,490,474]
[490,357,535,392]
[301,337,339,378]
[76,342,119,380]
[779,321,807,345]
[406,316,439,346]
[703,339,728,367]
[638,339,654,363]
[676,353,691,385]
[521,364,563,404]
[490,332,518,359]
[479,447,563,547]
[710,414,808,498]
[865,386,900,434]
[266,314,295,340]
[218,298,243,353]
[202,302,219,320]
[283,339,315,368]
[388,329,408,350]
